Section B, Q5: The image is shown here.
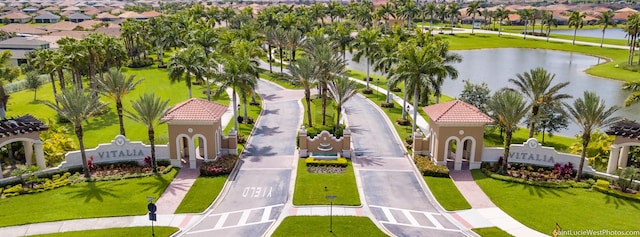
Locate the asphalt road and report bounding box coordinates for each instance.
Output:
[181,80,302,237]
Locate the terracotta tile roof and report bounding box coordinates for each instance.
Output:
[141,11,162,18]
[3,12,31,19]
[616,7,637,13]
[118,11,145,19]
[162,98,228,121]
[422,100,493,124]
[0,23,48,35]
[47,30,90,39]
[96,12,119,20]
[77,20,103,29]
[46,21,77,31]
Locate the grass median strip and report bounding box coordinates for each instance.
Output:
[272,216,387,237]
[293,159,360,206]
[472,227,514,237]
[174,175,228,214]
[27,226,179,237]
[423,176,471,211]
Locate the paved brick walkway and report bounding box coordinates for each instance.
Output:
[155,168,200,214]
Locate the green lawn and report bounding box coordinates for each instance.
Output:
[0,168,178,227]
[441,33,638,82]
[7,62,230,149]
[472,169,640,234]
[28,226,179,237]
[272,216,387,237]
[472,227,513,237]
[293,159,360,206]
[302,94,339,132]
[260,71,304,90]
[423,176,471,211]
[174,175,228,213]
[222,91,261,154]
[483,128,576,153]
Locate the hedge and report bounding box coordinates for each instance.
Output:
[305,157,348,167]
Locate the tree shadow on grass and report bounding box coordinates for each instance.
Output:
[506,181,576,199]
[67,181,120,203]
[83,111,118,131]
[137,174,171,194]
[603,193,640,210]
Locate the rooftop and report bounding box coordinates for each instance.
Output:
[606,120,640,140]
[162,98,228,121]
[422,100,494,124]
[0,114,49,138]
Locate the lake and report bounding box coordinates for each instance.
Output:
[345,48,640,136]
[551,28,628,40]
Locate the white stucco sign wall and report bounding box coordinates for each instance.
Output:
[59,135,169,169]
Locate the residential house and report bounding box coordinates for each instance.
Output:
[2,12,32,24]
[45,21,78,32]
[68,12,91,23]
[42,6,60,13]
[77,20,103,30]
[0,37,50,65]
[22,6,39,14]
[141,11,162,19]
[118,11,146,20]
[33,11,60,23]
[96,12,119,22]
[0,24,48,35]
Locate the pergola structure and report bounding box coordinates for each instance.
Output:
[416,100,493,170]
[161,98,236,169]
[0,114,48,178]
[606,120,640,174]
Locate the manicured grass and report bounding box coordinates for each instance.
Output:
[259,70,304,90]
[222,92,261,154]
[471,169,640,234]
[293,159,360,206]
[472,227,513,237]
[423,176,471,211]
[7,62,230,149]
[483,128,577,153]
[0,168,178,227]
[441,33,637,82]
[28,226,179,237]
[174,175,228,214]
[272,216,387,237]
[301,94,338,131]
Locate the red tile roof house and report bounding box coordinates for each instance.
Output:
[2,12,32,24]
[415,100,493,171]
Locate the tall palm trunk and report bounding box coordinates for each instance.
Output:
[149,128,157,173]
[279,48,284,73]
[529,105,539,138]
[365,58,370,90]
[575,133,590,181]
[386,81,392,104]
[401,82,408,120]
[186,75,193,98]
[89,56,97,99]
[268,45,273,73]
[502,130,513,172]
[335,105,342,130]
[305,90,313,127]
[232,88,238,132]
[116,100,125,136]
[322,82,327,126]
[57,69,65,89]
[499,21,502,37]
[49,73,58,106]
[572,27,577,45]
[75,126,90,178]
[412,87,419,136]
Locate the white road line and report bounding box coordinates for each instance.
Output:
[186,221,274,234]
[238,209,251,225]
[261,206,272,222]
[402,209,419,226]
[379,221,461,232]
[424,213,444,229]
[239,168,291,171]
[357,169,413,172]
[214,213,228,230]
[380,207,397,224]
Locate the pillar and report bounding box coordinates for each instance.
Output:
[33,141,45,170]
[607,146,621,174]
[454,139,462,170]
[619,145,630,168]
[23,141,33,166]
[188,138,196,169]
[299,126,308,157]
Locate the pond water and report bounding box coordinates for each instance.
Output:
[345,48,640,136]
[551,28,628,40]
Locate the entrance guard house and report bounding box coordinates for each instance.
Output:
[0,115,48,178]
[414,100,493,170]
[161,98,237,169]
[606,120,640,174]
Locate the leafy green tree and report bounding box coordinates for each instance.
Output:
[287,57,318,127]
[374,2,394,31]
[57,38,86,89]
[25,71,41,101]
[459,80,491,114]
[373,35,400,104]
[488,89,530,172]
[542,10,558,42]
[421,2,437,30]
[29,49,57,105]
[518,8,533,39]
[397,0,418,29]
[596,11,616,48]
[97,68,143,137]
[529,103,569,144]
[214,54,257,132]
[625,14,640,65]
[352,27,381,91]
[436,3,448,34]
[509,67,571,138]
[126,93,169,173]
[328,22,355,60]
[447,2,461,34]
[0,50,20,117]
[328,76,359,130]
[148,16,170,67]
[495,7,510,37]
[568,11,586,45]
[45,87,108,178]
[564,91,621,181]
[569,130,613,172]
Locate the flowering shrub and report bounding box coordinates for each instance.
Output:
[414,155,449,177]
[200,155,239,177]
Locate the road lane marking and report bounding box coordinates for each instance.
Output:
[380,207,397,224]
[424,212,444,229]
[369,205,455,231]
[379,221,462,232]
[261,206,272,222]
[185,204,283,235]
[402,209,419,226]
[214,213,228,229]
[238,209,250,225]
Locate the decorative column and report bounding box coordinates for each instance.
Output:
[619,145,630,169]
[23,141,33,166]
[188,137,196,169]
[299,126,308,157]
[33,141,46,170]
[607,145,621,174]
[454,141,463,171]
[342,127,351,158]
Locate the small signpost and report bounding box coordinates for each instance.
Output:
[326,195,337,233]
[147,196,157,237]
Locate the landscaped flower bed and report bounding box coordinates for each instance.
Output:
[305,157,347,174]
[414,155,449,177]
[200,155,239,176]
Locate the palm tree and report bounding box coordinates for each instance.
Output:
[422,2,437,30]
[328,76,359,130]
[97,68,143,137]
[437,3,448,34]
[29,49,57,105]
[81,33,106,99]
[596,11,616,48]
[352,27,381,91]
[373,35,399,105]
[447,2,462,34]
[488,89,530,172]
[58,38,87,89]
[625,14,640,65]
[568,11,587,45]
[287,57,317,127]
[542,11,558,42]
[509,67,571,138]
[286,29,304,62]
[214,55,257,132]
[564,91,621,181]
[466,1,482,35]
[328,22,355,60]
[45,87,107,178]
[518,8,533,39]
[374,2,394,31]
[398,0,418,29]
[622,81,640,107]
[126,93,169,173]
[495,7,510,37]
[168,45,207,99]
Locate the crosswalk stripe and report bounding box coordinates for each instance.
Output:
[424,212,444,229]
[402,209,419,226]
[238,209,251,225]
[214,213,228,230]
[261,206,272,222]
[380,207,397,224]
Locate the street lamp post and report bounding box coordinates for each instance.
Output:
[326,195,337,233]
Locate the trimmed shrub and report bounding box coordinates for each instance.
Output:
[396,117,411,126]
[415,155,449,177]
[361,88,373,94]
[592,184,640,202]
[480,169,596,189]
[200,155,239,176]
[380,102,394,108]
[127,57,154,68]
[305,157,348,167]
